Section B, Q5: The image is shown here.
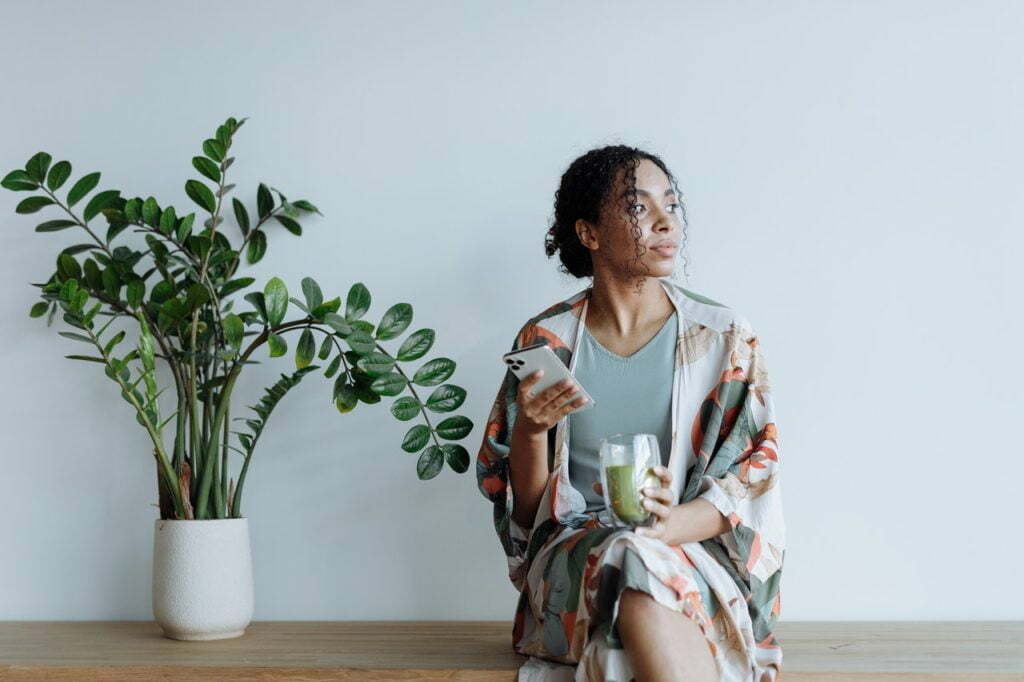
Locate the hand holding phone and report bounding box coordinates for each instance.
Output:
[502,343,595,434]
[514,369,591,436]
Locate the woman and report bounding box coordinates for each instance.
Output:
[476,145,786,682]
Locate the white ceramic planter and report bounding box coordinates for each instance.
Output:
[152,517,254,641]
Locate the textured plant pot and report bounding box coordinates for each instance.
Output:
[152,518,254,641]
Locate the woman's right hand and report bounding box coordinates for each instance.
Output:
[515,369,587,437]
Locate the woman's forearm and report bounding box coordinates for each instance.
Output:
[508,421,549,530]
[668,498,733,544]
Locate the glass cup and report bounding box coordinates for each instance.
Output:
[598,433,663,529]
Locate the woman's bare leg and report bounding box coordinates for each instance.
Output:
[616,587,719,682]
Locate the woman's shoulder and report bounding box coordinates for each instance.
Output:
[510,288,591,352]
[663,280,756,334]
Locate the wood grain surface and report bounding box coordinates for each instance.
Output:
[0,620,1020,681]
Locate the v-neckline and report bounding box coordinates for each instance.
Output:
[582,310,675,360]
[554,279,690,516]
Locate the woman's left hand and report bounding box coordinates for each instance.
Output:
[636,465,678,542]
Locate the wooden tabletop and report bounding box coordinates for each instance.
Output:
[0,621,1021,681]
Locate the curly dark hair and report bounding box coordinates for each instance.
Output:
[544,145,690,289]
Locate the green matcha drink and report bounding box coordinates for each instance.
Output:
[605,464,659,524]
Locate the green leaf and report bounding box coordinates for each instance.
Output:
[324,354,342,378]
[102,266,121,299]
[223,313,244,348]
[65,353,105,364]
[346,282,370,320]
[301,277,323,311]
[310,296,340,319]
[219,277,254,298]
[390,396,420,421]
[296,328,315,369]
[317,333,333,360]
[35,219,76,232]
[344,329,376,355]
[1,169,38,191]
[103,330,126,355]
[436,415,473,440]
[274,215,301,235]
[192,156,221,183]
[141,197,160,226]
[58,331,93,343]
[257,183,273,219]
[16,196,55,214]
[123,198,141,222]
[57,252,81,280]
[176,212,195,242]
[232,198,250,235]
[29,301,49,317]
[264,277,288,327]
[157,206,176,235]
[83,189,120,223]
[246,230,266,264]
[83,259,102,290]
[424,384,466,413]
[46,160,72,191]
[412,357,455,386]
[126,279,145,308]
[356,351,395,377]
[401,424,431,452]
[324,312,352,335]
[62,243,98,256]
[334,380,358,413]
[292,199,322,215]
[370,371,406,396]
[267,331,287,357]
[25,152,52,184]
[376,303,412,340]
[203,138,225,162]
[441,443,470,473]
[185,179,216,213]
[184,282,209,311]
[66,172,100,207]
[243,291,267,321]
[395,328,435,361]
[417,445,444,480]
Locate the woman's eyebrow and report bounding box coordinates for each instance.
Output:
[620,188,676,198]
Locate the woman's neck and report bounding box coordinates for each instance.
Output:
[586,276,673,337]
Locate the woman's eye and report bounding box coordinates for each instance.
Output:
[668,202,680,213]
[631,204,646,215]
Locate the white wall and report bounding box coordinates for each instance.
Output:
[1,0,1020,621]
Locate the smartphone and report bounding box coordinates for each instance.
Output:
[502,342,596,413]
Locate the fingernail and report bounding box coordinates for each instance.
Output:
[642,487,653,495]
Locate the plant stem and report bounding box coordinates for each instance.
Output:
[375,341,443,449]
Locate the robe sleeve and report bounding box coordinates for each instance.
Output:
[475,327,534,592]
[692,319,786,640]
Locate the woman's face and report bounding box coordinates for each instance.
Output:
[577,158,683,280]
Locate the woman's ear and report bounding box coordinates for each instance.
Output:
[575,218,598,251]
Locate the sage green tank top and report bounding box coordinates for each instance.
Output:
[568,311,678,512]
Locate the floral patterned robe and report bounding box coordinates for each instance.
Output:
[475,278,786,682]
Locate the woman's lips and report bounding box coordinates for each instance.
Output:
[652,245,677,258]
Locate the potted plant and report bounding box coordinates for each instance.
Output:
[3,116,474,640]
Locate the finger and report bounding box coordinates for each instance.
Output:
[642,497,671,521]
[556,392,587,418]
[517,370,544,397]
[540,379,580,410]
[655,465,672,486]
[643,486,673,505]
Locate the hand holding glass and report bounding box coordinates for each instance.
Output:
[598,433,663,528]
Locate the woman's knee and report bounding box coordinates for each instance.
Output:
[618,587,657,620]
